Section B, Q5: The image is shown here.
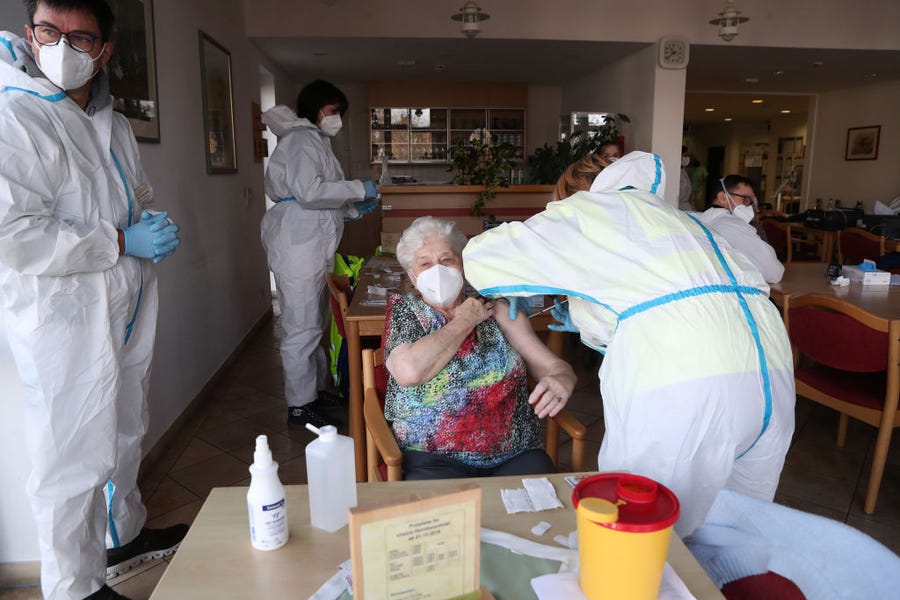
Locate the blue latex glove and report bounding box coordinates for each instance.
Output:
[353,197,379,216]
[548,298,578,333]
[506,296,533,320]
[124,211,181,261]
[362,180,379,200]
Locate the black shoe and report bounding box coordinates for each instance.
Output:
[106,524,189,579]
[85,585,131,600]
[287,405,337,428]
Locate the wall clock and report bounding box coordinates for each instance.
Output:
[659,37,690,69]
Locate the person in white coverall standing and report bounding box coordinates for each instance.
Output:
[463,152,795,537]
[0,2,185,599]
[261,80,379,428]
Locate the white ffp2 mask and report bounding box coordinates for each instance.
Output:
[415,264,463,307]
[38,40,103,90]
[732,204,755,223]
[319,114,342,136]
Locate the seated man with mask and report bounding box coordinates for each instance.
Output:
[383,217,577,480]
[697,175,784,283]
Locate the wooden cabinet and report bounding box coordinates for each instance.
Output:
[370,107,525,164]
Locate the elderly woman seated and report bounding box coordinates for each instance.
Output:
[384,216,577,480]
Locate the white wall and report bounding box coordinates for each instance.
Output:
[139,0,271,448]
[806,79,900,212]
[562,44,686,205]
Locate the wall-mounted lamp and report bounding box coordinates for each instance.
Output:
[451,1,490,38]
[709,0,749,42]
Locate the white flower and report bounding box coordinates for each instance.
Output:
[482,128,492,144]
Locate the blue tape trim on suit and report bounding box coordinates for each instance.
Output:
[650,154,662,195]
[619,285,764,321]
[106,480,121,548]
[1,85,66,102]
[0,37,17,61]
[275,196,296,203]
[686,213,774,457]
[124,266,143,346]
[110,150,133,226]
[475,284,619,317]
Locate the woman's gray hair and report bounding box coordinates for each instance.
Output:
[395,216,468,270]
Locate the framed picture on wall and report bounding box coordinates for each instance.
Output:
[199,31,237,174]
[108,0,160,142]
[845,125,881,161]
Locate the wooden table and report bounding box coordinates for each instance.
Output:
[345,256,565,481]
[770,262,900,325]
[150,473,724,599]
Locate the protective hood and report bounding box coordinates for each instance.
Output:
[262,104,316,137]
[0,31,54,95]
[589,150,666,198]
[0,30,111,111]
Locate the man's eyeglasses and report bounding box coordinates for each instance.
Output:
[718,178,756,206]
[729,192,756,206]
[31,23,100,54]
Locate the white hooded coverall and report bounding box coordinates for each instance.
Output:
[0,33,157,599]
[463,152,795,536]
[261,106,365,408]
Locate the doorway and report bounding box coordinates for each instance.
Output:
[705,146,725,206]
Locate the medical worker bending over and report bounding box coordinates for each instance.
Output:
[0,2,184,599]
[463,152,795,537]
[697,174,784,283]
[261,80,379,428]
[384,217,576,480]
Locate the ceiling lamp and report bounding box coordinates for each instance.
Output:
[452,1,490,38]
[709,0,749,42]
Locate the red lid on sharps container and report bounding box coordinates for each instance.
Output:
[572,473,680,533]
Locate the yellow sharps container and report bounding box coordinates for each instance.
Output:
[572,473,680,600]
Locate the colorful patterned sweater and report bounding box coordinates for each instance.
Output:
[383,293,543,468]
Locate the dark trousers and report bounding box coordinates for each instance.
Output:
[402,449,556,481]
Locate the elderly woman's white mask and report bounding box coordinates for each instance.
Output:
[415,264,463,307]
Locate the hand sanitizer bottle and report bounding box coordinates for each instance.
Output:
[247,435,288,550]
[305,424,357,532]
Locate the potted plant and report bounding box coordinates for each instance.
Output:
[527,113,630,184]
[449,128,516,215]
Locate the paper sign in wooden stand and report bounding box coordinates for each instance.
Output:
[349,485,486,600]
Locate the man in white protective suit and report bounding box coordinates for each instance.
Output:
[261,80,379,429]
[697,174,784,284]
[463,151,795,537]
[0,2,185,598]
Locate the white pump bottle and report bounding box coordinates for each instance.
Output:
[247,434,288,550]
[305,424,357,532]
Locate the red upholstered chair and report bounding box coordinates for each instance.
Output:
[760,219,791,263]
[362,347,587,482]
[788,293,900,513]
[837,227,885,265]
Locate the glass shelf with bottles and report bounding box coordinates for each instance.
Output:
[371,107,525,163]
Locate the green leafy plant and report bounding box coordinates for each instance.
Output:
[527,113,630,184]
[448,128,516,215]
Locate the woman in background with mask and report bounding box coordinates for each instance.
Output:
[261,80,379,428]
[697,174,784,283]
[384,217,576,480]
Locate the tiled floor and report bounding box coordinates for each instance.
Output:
[2,308,898,599]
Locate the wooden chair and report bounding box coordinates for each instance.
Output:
[788,293,900,513]
[362,347,588,482]
[325,273,351,330]
[837,227,885,265]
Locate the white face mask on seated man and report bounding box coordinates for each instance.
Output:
[415,264,463,307]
